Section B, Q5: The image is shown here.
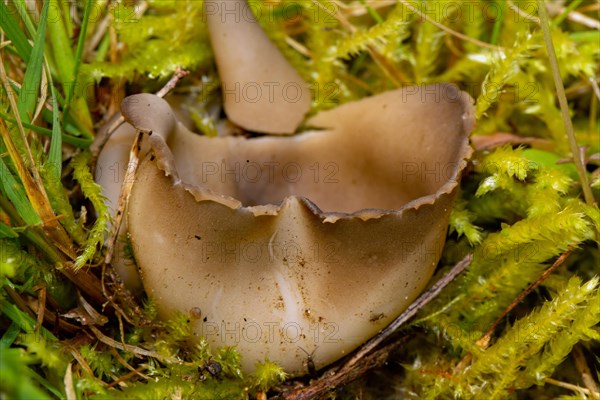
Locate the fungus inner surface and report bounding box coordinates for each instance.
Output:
[165,86,469,213]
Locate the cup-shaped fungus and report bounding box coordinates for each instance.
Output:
[102,84,474,376]
[96,0,474,376]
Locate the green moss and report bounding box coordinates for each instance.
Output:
[252,359,288,392]
[1,0,599,398]
[84,1,212,80]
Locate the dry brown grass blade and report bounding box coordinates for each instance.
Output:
[33,285,46,336]
[544,377,600,398]
[102,69,190,264]
[104,130,143,265]
[4,286,37,320]
[64,363,77,400]
[68,346,106,385]
[60,262,107,306]
[106,365,150,389]
[89,325,176,363]
[109,347,152,382]
[573,345,600,399]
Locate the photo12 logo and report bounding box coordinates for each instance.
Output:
[201,0,340,24]
[199,320,341,345]
[199,161,340,184]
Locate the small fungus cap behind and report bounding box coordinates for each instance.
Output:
[120,84,474,376]
[204,0,311,134]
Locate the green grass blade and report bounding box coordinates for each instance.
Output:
[0,322,20,349]
[43,84,86,245]
[45,1,74,84]
[64,0,93,115]
[551,0,584,27]
[0,223,19,239]
[490,0,506,45]
[0,348,53,400]
[60,0,74,37]
[48,88,62,180]
[0,1,32,62]
[0,296,36,334]
[0,295,56,339]
[94,34,111,62]
[0,158,42,226]
[570,31,600,43]
[17,0,49,124]
[40,89,95,140]
[28,368,66,400]
[13,0,36,38]
[46,0,93,134]
[0,112,92,148]
[359,0,384,24]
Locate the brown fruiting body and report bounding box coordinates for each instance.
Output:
[111,84,474,375]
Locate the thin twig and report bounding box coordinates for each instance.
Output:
[76,290,109,326]
[589,76,600,102]
[545,377,599,397]
[565,11,600,30]
[100,275,137,327]
[84,12,112,61]
[280,342,398,400]
[68,346,104,383]
[90,67,189,162]
[547,2,600,30]
[285,36,312,58]
[476,249,573,349]
[339,0,396,17]
[155,66,190,98]
[109,347,152,382]
[454,249,574,374]
[576,4,600,13]
[106,365,150,389]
